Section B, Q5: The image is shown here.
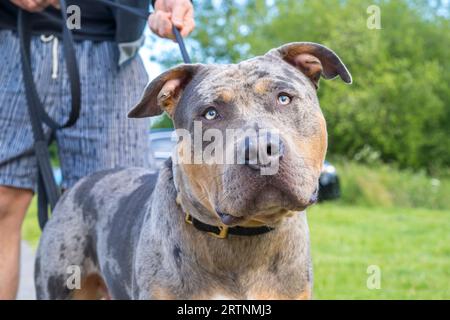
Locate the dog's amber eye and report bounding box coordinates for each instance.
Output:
[277,93,291,105]
[204,107,219,120]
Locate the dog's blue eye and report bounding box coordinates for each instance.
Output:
[204,107,219,120]
[277,94,291,105]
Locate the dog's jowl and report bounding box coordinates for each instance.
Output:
[35,42,352,300]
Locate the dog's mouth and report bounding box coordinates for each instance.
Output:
[216,207,293,227]
[214,185,319,226]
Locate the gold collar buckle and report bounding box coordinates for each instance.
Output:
[208,225,229,239]
[185,213,229,239]
[185,213,193,225]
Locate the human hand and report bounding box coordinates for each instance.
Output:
[10,0,60,12]
[148,0,195,40]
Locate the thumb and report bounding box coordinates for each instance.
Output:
[171,3,188,29]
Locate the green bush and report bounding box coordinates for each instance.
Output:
[334,160,450,210]
[150,113,173,129]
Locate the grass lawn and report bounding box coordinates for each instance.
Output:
[22,197,41,248]
[22,200,450,299]
[308,203,450,299]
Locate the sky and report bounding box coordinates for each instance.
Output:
[139,31,162,81]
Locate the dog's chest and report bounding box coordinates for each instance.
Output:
[149,261,312,300]
[185,271,311,300]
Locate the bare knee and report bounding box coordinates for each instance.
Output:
[0,186,33,226]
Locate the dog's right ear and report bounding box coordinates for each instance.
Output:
[128,64,203,118]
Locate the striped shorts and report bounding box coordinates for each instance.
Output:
[0,30,151,191]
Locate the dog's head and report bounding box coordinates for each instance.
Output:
[129,42,351,227]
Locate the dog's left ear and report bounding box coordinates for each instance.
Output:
[268,42,352,88]
[128,64,203,118]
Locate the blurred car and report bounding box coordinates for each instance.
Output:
[148,128,177,171]
[319,161,340,201]
[148,129,340,201]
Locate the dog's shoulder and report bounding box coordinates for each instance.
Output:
[55,167,160,223]
[73,167,157,199]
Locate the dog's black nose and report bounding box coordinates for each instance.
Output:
[244,133,284,170]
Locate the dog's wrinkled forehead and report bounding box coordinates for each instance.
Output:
[191,56,311,104]
[172,55,317,127]
[127,42,352,121]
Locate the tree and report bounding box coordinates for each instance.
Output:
[150,0,450,173]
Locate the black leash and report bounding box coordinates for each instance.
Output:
[96,0,191,63]
[18,0,191,230]
[18,0,81,230]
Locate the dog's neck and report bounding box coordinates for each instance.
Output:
[168,156,299,235]
[170,158,222,227]
[154,158,311,282]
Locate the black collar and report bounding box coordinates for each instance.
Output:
[185,213,274,239]
[170,159,274,239]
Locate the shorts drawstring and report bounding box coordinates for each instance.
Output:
[40,34,59,79]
